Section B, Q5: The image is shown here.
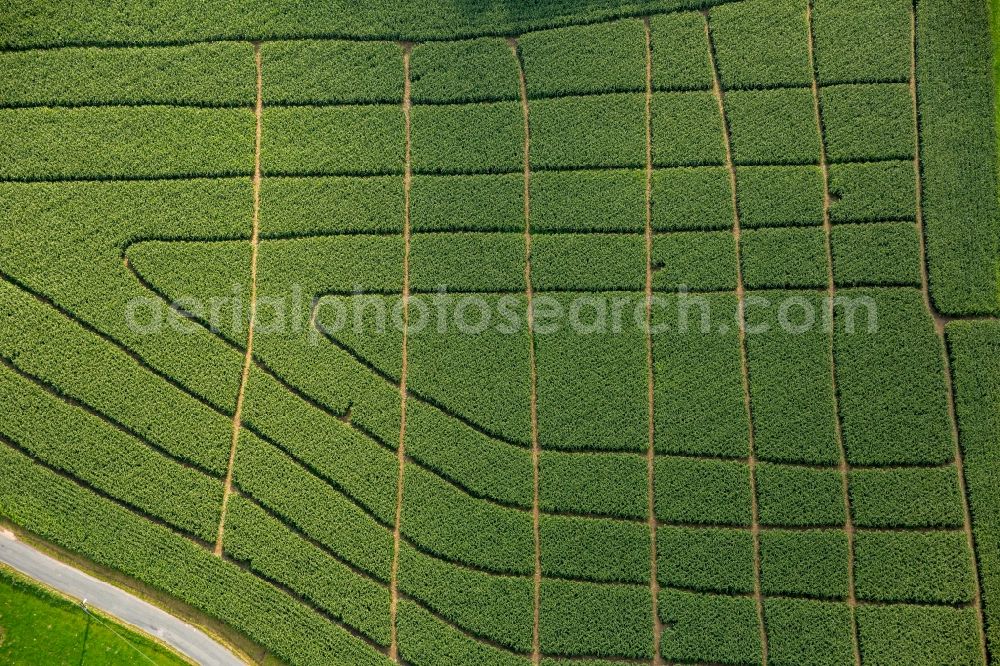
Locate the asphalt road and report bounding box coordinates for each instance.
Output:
[0,529,246,666]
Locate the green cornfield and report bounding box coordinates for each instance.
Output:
[0,0,998,664]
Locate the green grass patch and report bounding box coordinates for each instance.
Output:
[410,38,518,103]
[657,526,755,593]
[532,170,645,232]
[531,93,645,169]
[736,165,825,227]
[649,12,713,90]
[263,40,403,104]
[849,466,965,528]
[0,107,253,179]
[820,83,914,162]
[757,463,846,527]
[539,451,647,519]
[652,231,737,291]
[0,42,255,106]
[745,291,840,464]
[519,19,646,96]
[652,293,750,458]
[725,88,820,165]
[263,106,404,175]
[411,102,522,174]
[0,566,190,665]
[831,222,922,287]
[654,456,751,526]
[741,226,828,289]
[828,160,915,223]
[709,0,812,87]
[651,166,734,231]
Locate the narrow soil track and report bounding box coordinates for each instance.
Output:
[908,4,989,662]
[214,42,263,558]
[703,13,769,665]
[641,17,664,666]
[804,3,862,663]
[388,41,414,664]
[507,36,543,666]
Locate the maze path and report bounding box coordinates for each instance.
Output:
[0,0,997,664]
[805,0,861,660]
[704,10,769,661]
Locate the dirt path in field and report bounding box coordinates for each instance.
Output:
[388,41,414,664]
[703,13,769,665]
[214,42,263,558]
[641,18,664,666]
[804,3,861,663]
[908,5,989,662]
[507,36,543,666]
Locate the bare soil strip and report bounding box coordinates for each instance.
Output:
[388,42,414,664]
[804,3,862,662]
[213,42,263,558]
[703,13,768,665]
[642,18,665,666]
[507,36,542,666]
[908,6,989,662]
